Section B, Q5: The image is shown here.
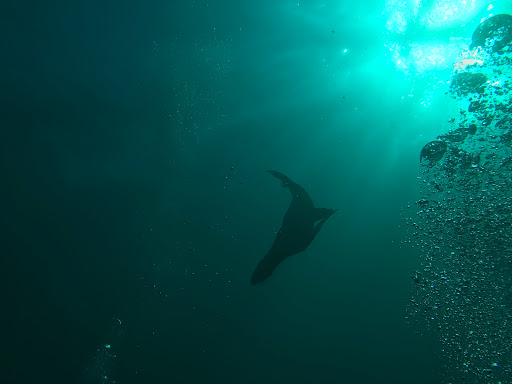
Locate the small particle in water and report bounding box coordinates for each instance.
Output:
[105,344,111,349]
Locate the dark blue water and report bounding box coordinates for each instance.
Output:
[3,1,511,383]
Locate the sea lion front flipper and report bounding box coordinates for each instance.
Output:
[312,208,337,221]
[311,209,337,240]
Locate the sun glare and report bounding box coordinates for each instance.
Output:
[384,0,488,74]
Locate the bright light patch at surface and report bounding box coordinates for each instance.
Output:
[385,43,411,72]
[385,0,420,34]
[410,43,448,71]
[385,0,485,34]
[420,0,480,31]
[386,39,470,74]
[386,8,410,34]
[383,0,490,75]
[409,41,464,72]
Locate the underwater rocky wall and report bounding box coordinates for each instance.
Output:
[408,14,512,384]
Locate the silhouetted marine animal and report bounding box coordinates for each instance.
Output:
[250,171,337,284]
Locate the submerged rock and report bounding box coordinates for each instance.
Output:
[410,16,512,383]
[470,14,512,53]
[450,72,487,96]
[420,140,447,165]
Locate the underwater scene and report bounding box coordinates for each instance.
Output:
[3,0,512,383]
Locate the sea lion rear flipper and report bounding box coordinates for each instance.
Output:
[266,170,294,188]
[266,170,313,208]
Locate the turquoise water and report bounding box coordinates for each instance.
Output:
[3,1,512,383]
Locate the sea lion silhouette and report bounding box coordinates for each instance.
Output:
[251,170,337,284]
